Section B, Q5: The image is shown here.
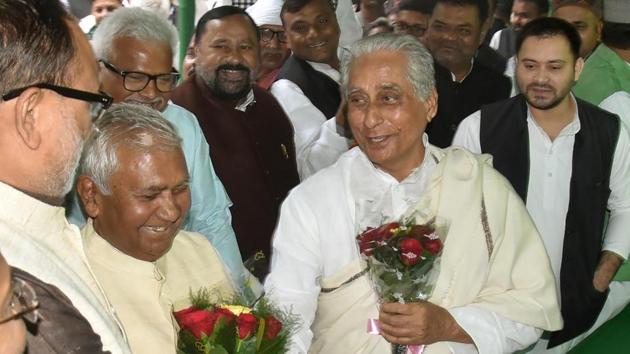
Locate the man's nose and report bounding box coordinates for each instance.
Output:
[157,194,181,223]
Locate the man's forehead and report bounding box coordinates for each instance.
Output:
[202,15,256,37]
[432,3,480,25]
[284,0,335,21]
[518,35,574,60]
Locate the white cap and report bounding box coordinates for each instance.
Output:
[603,0,630,24]
[246,0,283,26]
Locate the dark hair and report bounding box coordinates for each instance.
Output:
[195,6,259,45]
[398,0,436,15]
[601,22,630,50]
[517,0,549,15]
[0,0,75,95]
[281,0,336,24]
[516,17,582,59]
[434,0,489,22]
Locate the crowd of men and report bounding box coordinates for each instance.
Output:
[0,0,629,353]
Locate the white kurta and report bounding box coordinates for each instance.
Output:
[270,61,351,180]
[265,137,562,354]
[82,221,235,354]
[0,182,130,354]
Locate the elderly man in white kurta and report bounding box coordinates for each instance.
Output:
[264,33,563,354]
[76,103,235,354]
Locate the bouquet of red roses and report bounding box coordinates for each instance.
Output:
[174,290,299,354]
[357,216,443,354]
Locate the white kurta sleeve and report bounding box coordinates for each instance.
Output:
[446,306,542,354]
[270,79,348,179]
[603,122,630,259]
[452,110,482,153]
[264,192,323,353]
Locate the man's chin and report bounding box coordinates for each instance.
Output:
[126,100,165,112]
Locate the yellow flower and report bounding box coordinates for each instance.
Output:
[221,305,252,315]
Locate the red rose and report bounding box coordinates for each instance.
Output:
[409,225,434,239]
[174,307,217,339]
[422,237,443,255]
[264,316,283,340]
[399,238,423,266]
[236,313,258,340]
[357,222,400,255]
[214,307,236,325]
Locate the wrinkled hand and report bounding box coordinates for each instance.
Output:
[378,302,473,346]
[593,251,624,292]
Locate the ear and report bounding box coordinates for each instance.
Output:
[76,175,102,219]
[14,88,45,150]
[424,88,439,123]
[574,57,585,81]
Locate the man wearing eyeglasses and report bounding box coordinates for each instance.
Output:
[80,7,257,296]
[271,0,354,179]
[393,0,433,42]
[246,0,292,90]
[0,1,130,353]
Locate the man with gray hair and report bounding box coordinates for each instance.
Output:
[68,7,253,295]
[0,0,129,352]
[76,103,235,354]
[265,33,562,353]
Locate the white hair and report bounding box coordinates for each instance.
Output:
[81,103,182,195]
[340,33,435,101]
[91,7,178,61]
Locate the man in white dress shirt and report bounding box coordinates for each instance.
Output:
[0,1,130,352]
[271,0,353,179]
[453,17,630,353]
[265,33,562,354]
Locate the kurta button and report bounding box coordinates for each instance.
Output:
[264,170,270,175]
[255,141,260,146]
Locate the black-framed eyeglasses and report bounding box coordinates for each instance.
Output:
[1,83,113,121]
[100,60,180,93]
[0,277,39,325]
[393,21,427,37]
[258,28,288,44]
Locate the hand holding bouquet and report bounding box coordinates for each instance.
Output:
[357,216,443,353]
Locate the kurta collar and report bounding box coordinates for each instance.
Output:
[193,75,257,113]
[82,220,163,278]
[306,60,341,83]
[0,181,68,236]
[526,94,581,139]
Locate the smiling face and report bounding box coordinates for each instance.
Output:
[195,14,259,100]
[426,3,483,77]
[347,50,437,181]
[100,37,173,112]
[88,142,191,262]
[516,34,583,110]
[282,0,341,68]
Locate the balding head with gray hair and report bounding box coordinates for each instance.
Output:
[81,103,182,195]
[92,7,178,61]
[340,33,435,102]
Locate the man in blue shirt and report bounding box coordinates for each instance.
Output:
[66,7,254,295]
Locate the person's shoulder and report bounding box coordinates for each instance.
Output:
[440,146,511,185]
[162,103,202,137]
